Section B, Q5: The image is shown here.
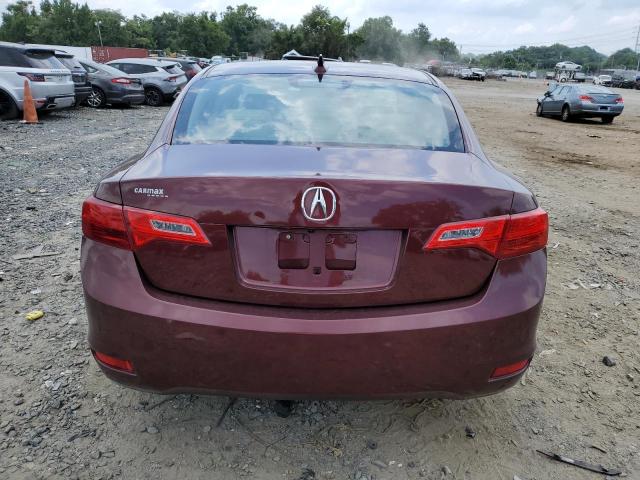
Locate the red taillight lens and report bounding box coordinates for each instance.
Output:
[93,350,134,373]
[424,216,508,257]
[424,208,548,259]
[111,77,132,84]
[615,97,623,104]
[164,76,178,82]
[579,95,594,102]
[82,196,130,250]
[498,208,548,259]
[18,72,45,82]
[124,206,210,249]
[490,359,530,379]
[82,196,210,250]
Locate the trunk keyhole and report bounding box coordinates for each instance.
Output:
[313,267,321,275]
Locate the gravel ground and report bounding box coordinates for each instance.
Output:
[1,80,639,480]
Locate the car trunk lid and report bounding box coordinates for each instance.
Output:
[589,93,620,104]
[119,144,515,308]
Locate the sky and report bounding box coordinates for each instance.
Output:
[2,0,640,55]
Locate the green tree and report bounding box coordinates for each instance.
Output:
[429,37,459,61]
[502,55,517,69]
[220,4,272,55]
[355,16,403,63]
[33,0,96,45]
[298,5,347,58]
[477,44,605,72]
[91,9,129,47]
[247,18,275,56]
[407,23,430,54]
[125,15,155,49]
[607,47,638,69]
[0,0,40,42]
[263,23,303,59]
[178,12,229,57]
[151,12,181,52]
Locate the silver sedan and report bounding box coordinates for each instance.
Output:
[536,83,623,124]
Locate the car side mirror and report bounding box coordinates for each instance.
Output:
[544,92,551,97]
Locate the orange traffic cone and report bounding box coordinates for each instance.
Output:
[21,79,38,124]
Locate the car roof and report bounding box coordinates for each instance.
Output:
[157,57,196,63]
[204,60,437,85]
[78,58,98,66]
[0,41,56,55]
[78,58,110,69]
[107,57,178,67]
[53,50,74,58]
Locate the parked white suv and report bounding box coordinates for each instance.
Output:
[0,41,75,120]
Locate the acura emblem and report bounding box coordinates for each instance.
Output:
[301,186,336,222]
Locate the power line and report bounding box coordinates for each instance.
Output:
[459,26,638,51]
[542,26,637,43]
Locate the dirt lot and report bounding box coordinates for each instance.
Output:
[1,77,639,480]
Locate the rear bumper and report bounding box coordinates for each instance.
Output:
[74,85,92,104]
[24,83,74,110]
[108,91,145,105]
[81,239,546,399]
[39,94,75,111]
[163,87,182,100]
[575,103,623,117]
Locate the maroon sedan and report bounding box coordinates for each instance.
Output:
[81,59,547,399]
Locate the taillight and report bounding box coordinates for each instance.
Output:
[615,97,623,104]
[82,196,210,250]
[490,359,530,379]
[111,77,132,84]
[424,216,507,257]
[424,207,548,259]
[93,350,134,373]
[18,72,45,82]
[82,196,130,250]
[164,76,178,82]
[579,95,593,102]
[498,208,549,258]
[124,207,210,249]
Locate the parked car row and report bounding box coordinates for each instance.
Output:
[457,67,486,81]
[1,41,203,120]
[492,69,528,78]
[610,72,640,89]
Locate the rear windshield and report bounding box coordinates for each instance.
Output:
[173,74,464,151]
[578,85,614,94]
[25,51,66,69]
[57,56,85,71]
[83,61,124,76]
[163,65,183,75]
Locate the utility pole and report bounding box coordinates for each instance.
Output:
[635,23,640,73]
[346,22,350,60]
[95,21,103,47]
